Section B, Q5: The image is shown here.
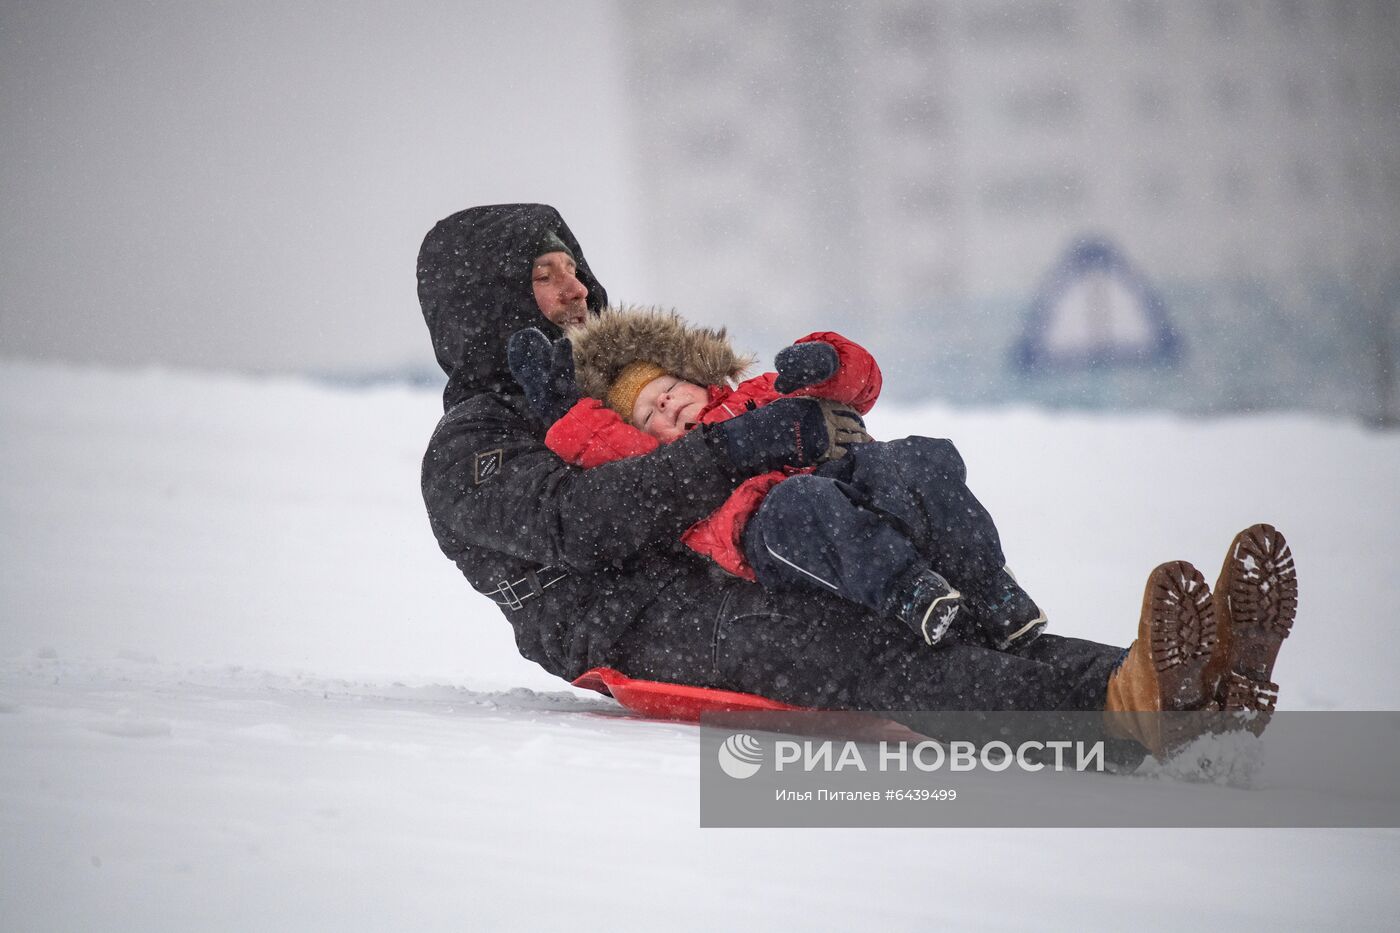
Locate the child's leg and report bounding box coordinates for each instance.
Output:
[815,437,1045,649]
[813,436,1006,583]
[743,473,966,646]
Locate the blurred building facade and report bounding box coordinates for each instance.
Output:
[619,0,1400,421]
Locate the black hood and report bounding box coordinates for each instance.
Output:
[417,204,608,409]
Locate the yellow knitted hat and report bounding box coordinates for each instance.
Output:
[607,361,668,422]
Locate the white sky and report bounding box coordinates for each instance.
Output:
[0,0,645,374]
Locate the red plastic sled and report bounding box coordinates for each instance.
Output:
[571,666,807,722]
[572,667,920,742]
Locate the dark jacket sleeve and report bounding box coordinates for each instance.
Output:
[422,394,744,573]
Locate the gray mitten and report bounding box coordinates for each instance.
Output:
[774,341,839,394]
[508,327,581,425]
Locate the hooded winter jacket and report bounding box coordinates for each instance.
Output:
[542,315,882,579]
[418,204,763,680]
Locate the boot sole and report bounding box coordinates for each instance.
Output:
[1216,524,1297,729]
[1145,560,1218,711]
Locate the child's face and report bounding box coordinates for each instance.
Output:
[631,374,709,442]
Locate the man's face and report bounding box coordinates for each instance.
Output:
[531,251,590,329]
[631,374,709,443]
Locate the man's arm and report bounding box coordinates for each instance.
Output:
[423,394,740,573]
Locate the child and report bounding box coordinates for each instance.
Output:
[514,307,1046,650]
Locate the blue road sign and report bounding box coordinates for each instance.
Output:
[1014,237,1180,372]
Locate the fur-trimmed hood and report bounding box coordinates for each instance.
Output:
[570,306,756,402]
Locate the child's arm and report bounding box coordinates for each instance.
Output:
[680,472,786,581]
[545,397,659,468]
[778,332,882,414]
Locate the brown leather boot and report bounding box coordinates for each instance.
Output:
[1104,560,1218,758]
[1211,524,1298,736]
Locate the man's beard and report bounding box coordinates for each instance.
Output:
[558,300,589,330]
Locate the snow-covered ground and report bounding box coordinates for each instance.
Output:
[2,360,1397,930]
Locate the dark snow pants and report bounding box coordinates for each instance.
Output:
[606,573,1123,714]
[743,436,1007,616]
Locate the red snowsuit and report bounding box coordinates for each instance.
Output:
[545,332,881,579]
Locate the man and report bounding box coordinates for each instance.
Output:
[417,203,1296,761]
